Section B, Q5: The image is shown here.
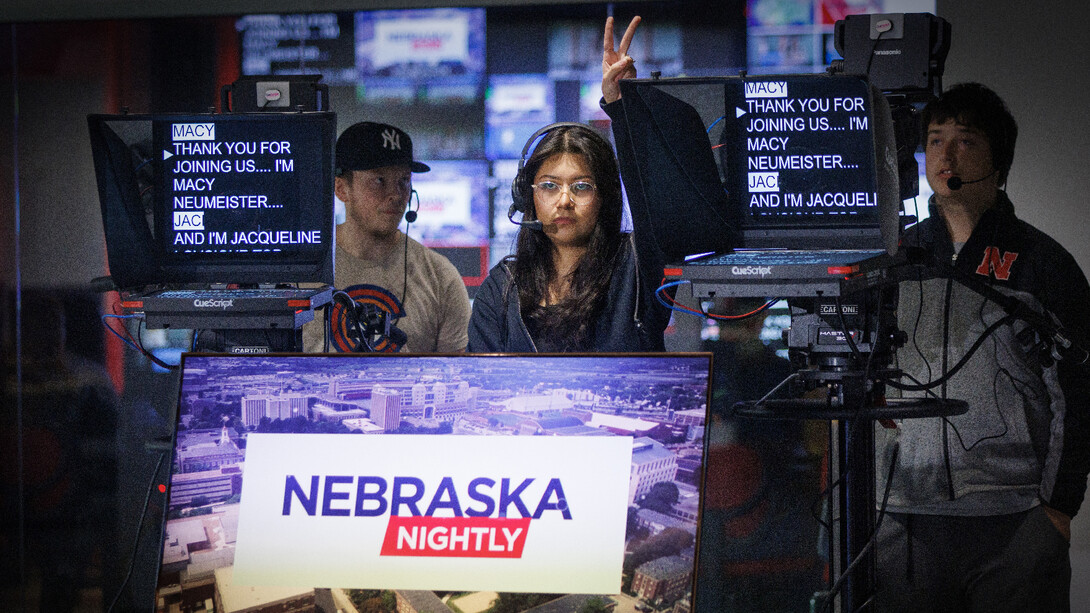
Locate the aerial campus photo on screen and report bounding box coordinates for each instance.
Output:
[158,354,710,613]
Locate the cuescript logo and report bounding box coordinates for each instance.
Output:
[281,475,571,558]
[731,265,774,277]
[193,298,234,309]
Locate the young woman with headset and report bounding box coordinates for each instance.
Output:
[467,121,666,353]
[467,16,670,353]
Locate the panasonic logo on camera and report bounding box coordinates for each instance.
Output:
[193,298,234,309]
[731,265,773,277]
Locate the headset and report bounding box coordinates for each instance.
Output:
[398,188,420,323]
[405,188,419,223]
[508,121,587,231]
[947,170,997,191]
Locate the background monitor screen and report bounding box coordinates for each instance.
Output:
[409,160,491,246]
[237,13,357,86]
[485,74,556,160]
[354,8,487,105]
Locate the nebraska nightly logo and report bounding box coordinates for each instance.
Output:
[281,474,572,558]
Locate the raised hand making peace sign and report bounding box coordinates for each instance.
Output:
[601,15,641,104]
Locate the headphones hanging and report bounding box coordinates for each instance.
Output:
[509,121,587,229]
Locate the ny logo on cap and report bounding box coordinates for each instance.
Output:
[381,128,402,150]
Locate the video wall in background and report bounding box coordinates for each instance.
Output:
[237,0,933,293]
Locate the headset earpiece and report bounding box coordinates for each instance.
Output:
[509,166,532,218]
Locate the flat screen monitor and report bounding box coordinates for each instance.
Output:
[355,8,487,105]
[409,160,490,245]
[236,14,357,86]
[154,353,712,613]
[485,74,555,160]
[617,73,899,256]
[722,75,895,233]
[88,112,336,289]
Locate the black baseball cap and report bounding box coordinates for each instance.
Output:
[335,121,430,175]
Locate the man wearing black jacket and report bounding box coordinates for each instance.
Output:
[874,82,1090,612]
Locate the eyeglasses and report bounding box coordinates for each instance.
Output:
[531,180,597,206]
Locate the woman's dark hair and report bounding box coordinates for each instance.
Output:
[921,82,1018,186]
[510,124,625,350]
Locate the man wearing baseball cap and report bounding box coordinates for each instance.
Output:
[304,121,470,353]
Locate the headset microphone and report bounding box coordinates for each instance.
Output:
[947,169,997,191]
[405,190,419,223]
[507,202,543,231]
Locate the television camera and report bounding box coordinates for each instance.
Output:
[613,12,967,612]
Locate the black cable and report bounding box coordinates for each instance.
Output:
[937,326,1044,454]
[834,295,864,363]
[898,371,940,400]
[863,293,880,380]
[401,190,418,311]
[853,594,876,613]
[323,302,331,352]
[891,260,1004,457]
[332,289,386,353]
[862,27,887,80]
[859,286,888,383]
[938,368,1012,453]
[751,372,799,407]
[329,290,355,352]
[909,267,934,385]
[885,314,1016,392]
[361,315,377,352]
[812,464,847,533]
[819,441,899,613]
[941,258,1087,365]
[402,216,410,307]
[933,297,1019,451]
[106,450,167,613]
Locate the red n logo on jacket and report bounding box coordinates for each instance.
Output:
[975,246,1019,280]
